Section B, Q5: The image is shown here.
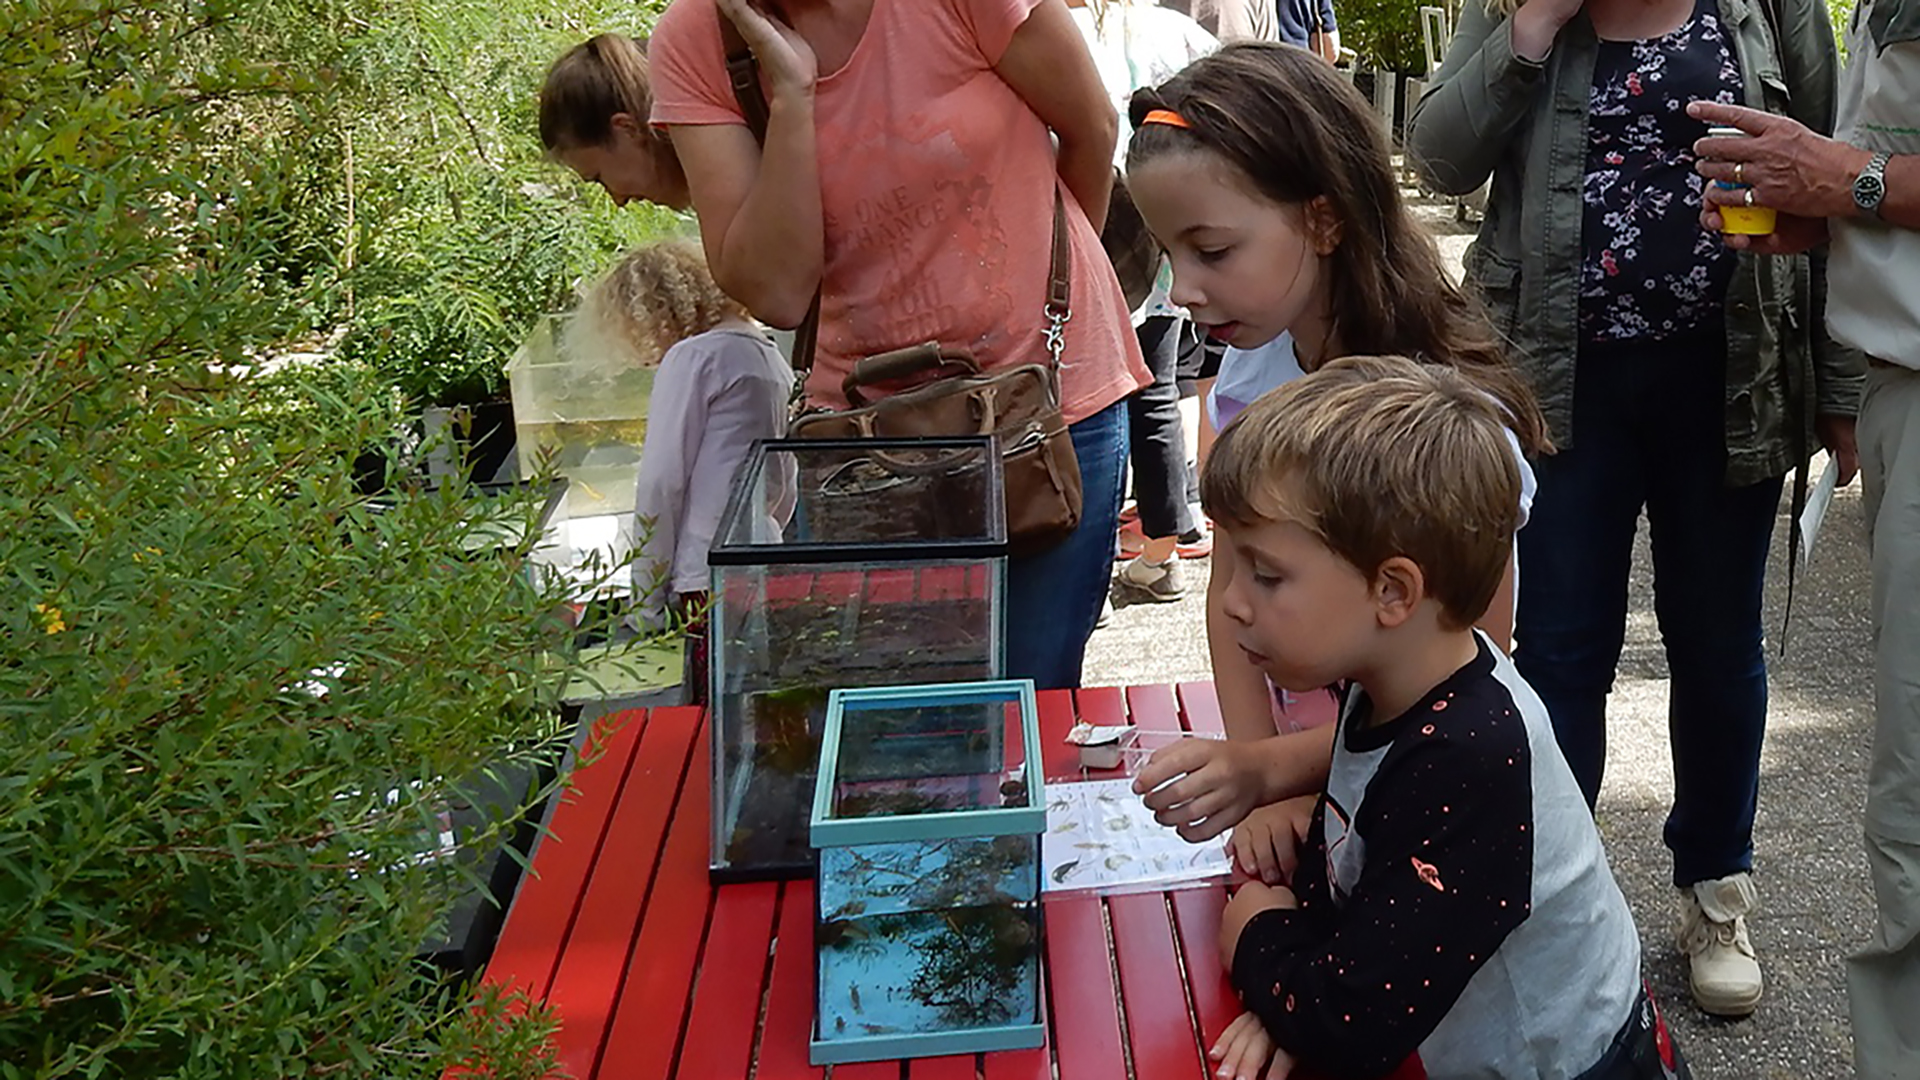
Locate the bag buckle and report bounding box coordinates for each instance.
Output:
[1043,304,1070,368]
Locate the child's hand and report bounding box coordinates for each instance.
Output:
[1220,880,1297,968]
[1209,1011,1298,1080]
[1229,795,1317,886]
[1133,737,1267,842]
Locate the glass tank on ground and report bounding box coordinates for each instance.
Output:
[708,436,1008,881]
[809,680,1046,1064]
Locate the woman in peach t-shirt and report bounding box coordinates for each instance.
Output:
[649,0,1149,688]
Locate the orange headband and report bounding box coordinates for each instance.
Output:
[1140,108,1191,129]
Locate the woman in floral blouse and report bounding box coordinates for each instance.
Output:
[1407,0,1863,1022]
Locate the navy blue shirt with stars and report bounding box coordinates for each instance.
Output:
[1230,634,1647,1079]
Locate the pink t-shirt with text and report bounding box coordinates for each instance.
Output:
[649,0,1149,424]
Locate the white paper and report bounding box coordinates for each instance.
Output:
[1798,457,1840,565]
[1041,778,1231,894]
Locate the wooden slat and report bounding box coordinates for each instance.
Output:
[828,1062,898,1080]
[1074,685,1127,729]
[981,977,1051,1080]
[1041,896,1127,1080]
[765,572,818,604]
[750,881,826,1080]
[675,881,781,1080]
[1034,689,1082,782]
[1125,683,1180,734]
[482,708,650,1003]
[812,571,863,604]
[909,1054,979,1080]
[543,707,702,1080]
[864,567,916,605]
[1110,893,1208,1080]
[594,713,714,1080]
[1169,885,1239,1054]
[1175,682,1226,737]
[916,565,969,602]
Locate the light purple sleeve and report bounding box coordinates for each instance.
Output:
[632,329,793,631]
[630,342,710,630]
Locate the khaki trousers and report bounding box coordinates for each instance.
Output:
[1851,362,1920,1079]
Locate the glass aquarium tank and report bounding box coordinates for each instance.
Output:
[708,436,1008,882]
[809,680,1045,1064]
[505,315,653,519]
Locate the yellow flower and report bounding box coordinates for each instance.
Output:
[34,603,67,635]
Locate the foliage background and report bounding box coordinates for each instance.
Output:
[1,0,668,1075]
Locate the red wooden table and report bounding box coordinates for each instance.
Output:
[480,681,1334,1080]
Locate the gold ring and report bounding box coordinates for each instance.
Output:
[1734,162,1745,184]
[1744,187,1756,207]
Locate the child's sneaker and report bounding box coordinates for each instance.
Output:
[1116,554,1188,602]
[1677,872,1763,1016]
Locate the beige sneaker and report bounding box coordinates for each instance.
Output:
[1116,554,1188,602]
[1677,872,1763,1016]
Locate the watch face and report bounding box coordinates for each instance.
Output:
[1857,156,1890,211]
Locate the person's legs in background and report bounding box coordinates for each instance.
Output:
[1638,337,1780,1017]
[1515,346,1649,806]
[1118,316,1198,602]
[1849,363,1920,1078]
[1006,397,1129,689]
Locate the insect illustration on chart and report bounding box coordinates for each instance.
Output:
[1051,859,1082,884]
[850,984,864,1014]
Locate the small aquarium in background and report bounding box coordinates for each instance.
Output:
[809,680,1046,1065]
[707,436,1008,882]
[505,314,653,520]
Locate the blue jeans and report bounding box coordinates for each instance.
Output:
[1515,330,1783,888]
[1007,397,1129,690]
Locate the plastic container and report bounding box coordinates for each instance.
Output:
[505,315,653,518]
[1706,126,1777,236]
[809,680,1045,1064]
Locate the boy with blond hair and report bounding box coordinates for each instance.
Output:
[1181,358,1687,1080]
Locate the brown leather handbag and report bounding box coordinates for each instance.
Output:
[721,17,1084,556]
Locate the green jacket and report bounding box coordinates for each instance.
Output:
[1408,0,1865,486]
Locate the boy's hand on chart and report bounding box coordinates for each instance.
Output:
[1209,1011,1298,1080]
[1230,795,1318,886]
[1220,880,1297,967]
[716,0,818,98]
[1134,738,1267,842]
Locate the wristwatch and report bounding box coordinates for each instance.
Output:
[1854,151,1891,219]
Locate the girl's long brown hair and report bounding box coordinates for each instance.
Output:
[1126,43,1550,454]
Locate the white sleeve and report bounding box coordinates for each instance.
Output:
[630,343,710,631]
[1503,424,1536,530]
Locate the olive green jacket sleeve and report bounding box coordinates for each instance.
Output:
[1405,3,1543,198]
[1775,0,1868,416]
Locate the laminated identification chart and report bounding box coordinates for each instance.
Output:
[1041,778,1232,894]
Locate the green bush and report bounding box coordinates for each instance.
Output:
[1339,0,1430,74]
[0,1,640,1074]
[317,0,681,407]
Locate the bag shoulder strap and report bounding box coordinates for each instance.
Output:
[715,8,1069,382]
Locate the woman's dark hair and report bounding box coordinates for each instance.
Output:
[1126,43,1550,454]
[539,33,661,151]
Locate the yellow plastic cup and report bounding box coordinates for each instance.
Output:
[1705,125,1776,235]
[1718,203,1778,235]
